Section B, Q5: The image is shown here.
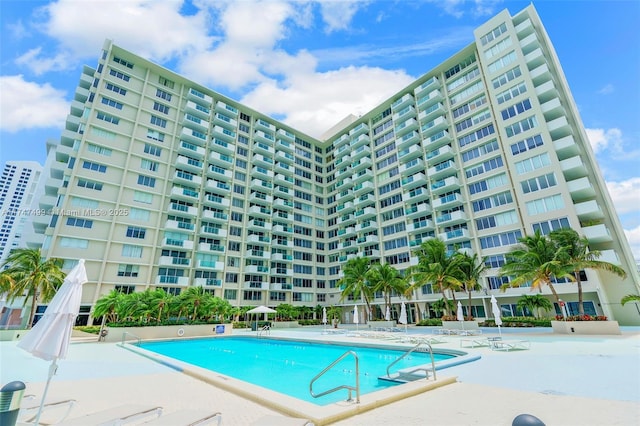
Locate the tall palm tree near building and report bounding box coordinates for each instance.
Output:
[550,229,627,316]
[181,286,211,321]
[499,230,573,304]
[456,252,486,320]
[148,288,175,323]
[0,248,65,328]
[367,262,407,320]
[516,293,553,319]
[407,238,463,317]
[338,256,374,320]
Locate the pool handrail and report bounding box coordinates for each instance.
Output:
[120,331,142,346]
[386,341,437,381]
[309,350,360,403]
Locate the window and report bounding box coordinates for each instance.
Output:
[66,217,93,228]
[77,179,103,190]
[156,88,172,101]
[144,143,162,157]
[113,56,134,68]
[137,175,156,188]
[452,95,487,119]
[515,152,551,175]
[505,116,538,137]
[465,156,504,179]
[491,66,522,89]
[472,190,513,212]
[497,82,527,104]
[521,173,557,194]
[532,217,571,235]
[140,159,158,172]
[109,68,130,81]
[484,254,506,268]
[90,127,116,140]
[449,81,482,105]
[487,51,517,73]
[146,129,165,142]
[479,230,522,249]
[129,208,150,221]
[122,244,143,258]
[526,194,565,216]
[480,22,508,46]
[105,82,126,95]
[60,237,89,249]
[461,139,499,163]
[153,102,169,114]
[96,111,119,124]
[87,143,112,156]
[511,134,544,156]
[150,115,167,128]
[82,161,107,173]
[101,96,123,110]
[133,190,153,204]
[484,36,512,59]
[500,99,532,121]
[126,226,146,239]
[475,210,518,230]
[117,264,139,277]
[158,76,175,89]
[458,124,495,148]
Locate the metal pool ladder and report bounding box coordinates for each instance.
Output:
[386,341,437,381]
[309,350,360,403]
[120,331,142,346]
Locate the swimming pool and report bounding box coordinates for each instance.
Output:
[138,336,456,405]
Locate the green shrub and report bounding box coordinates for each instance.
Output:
[74,325,101,334]
[416,318,443,326]
[481,316,551,327]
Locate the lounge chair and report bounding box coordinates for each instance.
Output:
[18,395,76,424]
[54,404,162,425]
[490,339,531,351]
[140,409,221,426]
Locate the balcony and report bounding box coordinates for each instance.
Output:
[277,128,295,141]
[402,187,430,203]
[196,260,224,271]
[272,224,293,235]
[203,191,231,208]
[273,198,294,210]
[515,18,533,36]
[214,100,238,115]
[553,135,580,160]
[185,100,210,120]
[432,193,463,209]
[598,250,621,265]
[420,116,448,138]
[567,177,596,200]
[396,130,420,151]
[535,80,559,103]
[405,202,431,218]
[560,156,588,180]
[414,76,440,97]
[350,133,370,149]
[574,200,604,221]
[418,102,445,124]
[207,165,233,181]
[350,145,371,161]
[439,228,470,243]
[245,249,271,260]
[171,186,200,201]
[356,235,379,245]
[180,127,207,145]
[212,125,236,142]
[276,150,295,164]
[353,168,374,184]
[529,63,552,85]
[254,130,275,146]
[391,93,415,111]
[426,145,454,165]
[416,89,443,111]
[519,32,541,55]
[155,276,189,286]
[436,210,468,225]
[249,192,273,205]
[354,206,376,220]
[271,252,293,262]
[159,256,191,267]
[194,278,223,287]
[582,224,613,243]
[351,157,373,173]
[335,177,353,190]
[174,170,202,186]
[337,214,355,225]
[392,105,416,122]
[254,141,275,156]
[353,181,374,195]
[175,155,204,173]
[251,166,274,180]
[256,118,276,132]
[334,133,351,149]
[245,265,269,274]
[178,141,206,159]
[164,221,195,234]
[407,219,433,232]
[430,175,461,194]
[249,205,272,218]
[200,224,228,237]
[354,193,375,206]
[182,113,208,133]
[162,238,193,250]
[398,144,423,161]
[524,48,545,69]
[209,151,234,168]
[336,201,355,214]
[188,88,213,105]
[244,281,269,290]
[541,98,565,121]
[210,137,234,155]
[428,159,457,179]
[276,139,294,154]
[356,220,377,232]
[201,209,229,223]
[168,202,198,217]
[394,118,418,138]
[253,153,274,168]
[248,219,272,231]
[274,173,294,186]
[401,172,427,190]
[426,130,452,149]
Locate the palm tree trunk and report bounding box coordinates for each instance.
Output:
[575,270,584,316]
[27,292,38,329]
[467,290,472,321]
[547,281,561,304]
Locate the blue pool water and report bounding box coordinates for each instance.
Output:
[139,337,454,405]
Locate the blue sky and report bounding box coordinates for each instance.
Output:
[0,0,638,258]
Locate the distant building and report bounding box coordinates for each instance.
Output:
[0,161,42,265]
[28,4,640,325]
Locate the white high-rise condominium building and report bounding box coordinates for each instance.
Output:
[31,5,640,325]
[0,161,43,265]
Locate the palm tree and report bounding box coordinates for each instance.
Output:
[550,229,627,316]
[367,263,407,319]
[457,252,486,320]
[407,239,463,316]
[181,287,212,321]
[499,230,573,304]
[92,289,124,333]
[516,294,553,319]
[326,305,342,327]
[148,288,174,324]
[621,294,640,306]
[430,298,454,318]
[0,248,65,328]
[338,256,374,320]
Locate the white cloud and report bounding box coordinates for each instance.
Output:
[241,65,414,138]
[0,75,68,132]
[606,178,640,215]
[623,225,640,263]
[319,0,367,33]
[426,0,502,18]
[598,83,614,95]
[585,127,622,154]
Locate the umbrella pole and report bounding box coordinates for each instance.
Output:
[34,358,58,425]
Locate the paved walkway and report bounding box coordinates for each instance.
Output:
[2,326,639,425]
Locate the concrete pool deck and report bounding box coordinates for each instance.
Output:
[2,326,639,425]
